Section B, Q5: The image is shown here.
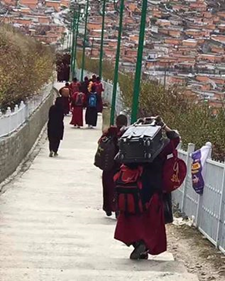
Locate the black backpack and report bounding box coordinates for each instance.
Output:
[94,136,116,171]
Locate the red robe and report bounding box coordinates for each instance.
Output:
[101,127,122,213]
[70,93,84,127]
[70,82,81,94]
[114,136,180,255]
[95,82,104,113]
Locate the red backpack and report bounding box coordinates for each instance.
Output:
[114,165,145,215]
[163,149,187,193]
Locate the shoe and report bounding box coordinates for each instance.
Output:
[54,152,58,157]
[49,151,54,157]
[106,211,112,217]
[139,252,148,260]
[130,242,146,260]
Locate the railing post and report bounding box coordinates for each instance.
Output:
[6,107,11,135]
[181,143,195,213]
[216,162,225,248]
[195,142,212,227]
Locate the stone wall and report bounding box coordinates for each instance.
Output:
[0,88,55,184]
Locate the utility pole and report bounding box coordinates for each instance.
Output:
[70,10,76,80]
[81,0,89,82]
[99,0,106,79]
[131,0,148,123]
[110,0,125,125]
[72,6,81,78]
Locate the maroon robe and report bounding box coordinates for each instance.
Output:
[114,136,180,256]
[101,127,121,213]
[70,82,81,94]
[59,87,70,115]
[70,93,85,127]
[95,82,104,113]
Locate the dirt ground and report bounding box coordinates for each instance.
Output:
[167,221,225,281]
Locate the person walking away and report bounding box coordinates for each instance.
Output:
[80,76,89,97]
[59,83,71,115]
[70,89,86,128]
[95,76,104,113]
[70,78,81,94]
[85,85,98,128]
[114,117,180,260]
[47,97,64,157]
[100,115,128,217]
[88,75,97,93]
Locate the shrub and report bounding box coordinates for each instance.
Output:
[0,25,54,109]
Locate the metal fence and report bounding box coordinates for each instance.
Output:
[75,69,225,253]
[174,144,225,254]
[0,83,53,138]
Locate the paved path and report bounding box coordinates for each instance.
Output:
[0,88,198,280]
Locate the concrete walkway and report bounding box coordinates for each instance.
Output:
[0,90,198,280]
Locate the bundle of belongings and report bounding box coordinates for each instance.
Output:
[114,117,186,217]
[95,116,186,218]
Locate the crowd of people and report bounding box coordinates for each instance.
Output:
[47,78,182,261]
[47,75,104,157]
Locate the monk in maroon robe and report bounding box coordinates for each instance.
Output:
[70,92,86,128]
[100,115,128,216]
[114,118,180,259]
[70,78,81,94]
[95,77,104,113]
[59,83,71,115]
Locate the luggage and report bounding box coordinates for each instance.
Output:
[115,118,164,164]
[114,165,145,215]
[94,135,116,171]
[88,93,97,108]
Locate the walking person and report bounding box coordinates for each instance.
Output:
[70,77,81,94]
[85,84,98,128]
[80,76,89,97]
[95,76,104,113]
[100,115,128,217]
[70,90,86,128]
[59,83,71,115]
[114,117,180,259]
[47,97,64,157]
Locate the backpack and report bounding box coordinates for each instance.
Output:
[114,165,145,215]
[163,149,187,193]
[94,136,116,171]
[88,93,97,108]
[75,92,85,107]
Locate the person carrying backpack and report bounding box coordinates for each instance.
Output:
[95,76,104,113]
[85,84,98,128]
[114,116,181,260]
[70,89,86,128]
[96,114,128,217]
